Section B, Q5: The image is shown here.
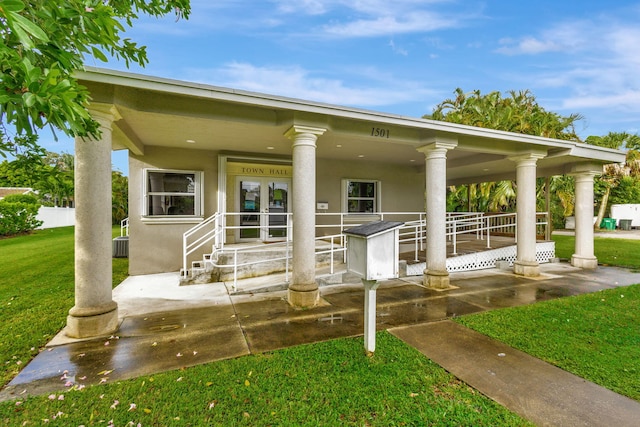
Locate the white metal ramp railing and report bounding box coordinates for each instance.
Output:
[181,210,550,286]
[120,217,129,237]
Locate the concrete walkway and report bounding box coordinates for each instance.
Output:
[2,262,640,426]
[390,320,640,427]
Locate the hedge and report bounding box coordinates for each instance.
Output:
[0,194,43,236]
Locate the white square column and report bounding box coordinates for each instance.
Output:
[66,105,120,338]
[571,170,598,269]
[418,139,457,289]
[284,125,326,308]
[510,153,545,277]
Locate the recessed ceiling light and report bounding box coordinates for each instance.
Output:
[358,154,365,158]
[336,144,342,148]
[410,159,416,162]
[186,139,196,144]
[482,168,490,171]
[267,146,275,150]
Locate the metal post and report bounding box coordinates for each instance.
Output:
[414,224,419,262]
[330,238,334,275]
[451,220,458,255]
[233,250,238,292]
[285,238,290,283]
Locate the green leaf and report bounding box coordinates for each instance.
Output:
[8,20,34,49]
[91,46,108,63]
[7,10,50,43]
[0,0,25,13]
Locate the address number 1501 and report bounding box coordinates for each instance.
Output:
[371,127,390,138]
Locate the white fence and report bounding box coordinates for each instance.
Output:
[36,207,75,229]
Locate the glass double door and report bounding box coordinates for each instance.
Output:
[238,177,290,241]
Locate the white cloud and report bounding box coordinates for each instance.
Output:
[183,62,436,108]
[496,36,562,55]
[271,0,330,15]
[267,0,470,38]
[388,40,409,56]
[493,10,640,126]
[322,11,459,37]
[495,21,590,55]
[562,91,640,110]
[271,0,452,17]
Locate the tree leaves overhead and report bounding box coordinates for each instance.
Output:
[0,0,190,155]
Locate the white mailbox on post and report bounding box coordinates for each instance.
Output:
[344,221,404,353]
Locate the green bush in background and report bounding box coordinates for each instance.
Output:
[0,194,42,236]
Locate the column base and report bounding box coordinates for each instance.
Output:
[514,260,540,277]
[288,287,319,308]
[571,254,598,269]
[423,269,451,290]
[66,303,119,339]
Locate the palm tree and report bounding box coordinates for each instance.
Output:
[428,88,582,214]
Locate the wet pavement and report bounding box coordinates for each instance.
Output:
[2,262,640,414]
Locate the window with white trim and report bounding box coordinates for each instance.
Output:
[144,169,203,217]
[342,179,381,213]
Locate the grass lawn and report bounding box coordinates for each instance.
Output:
[0,229,638,425]
[1,333,529,426]
[0,227,128,386]
[452,233,640,402]
[553,233,640,269]
[456,284,640,401]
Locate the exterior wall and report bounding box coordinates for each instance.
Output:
[129,146,218,275]
[316,157,425,234]
[128,149,424,275]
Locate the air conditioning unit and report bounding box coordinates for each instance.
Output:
[112,236,129,258]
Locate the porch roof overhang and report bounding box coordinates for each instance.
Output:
[77,67,626,185]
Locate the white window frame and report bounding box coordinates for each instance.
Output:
[341,178,381,214]
[143,169,203,220]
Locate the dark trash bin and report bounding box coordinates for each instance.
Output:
[619,219,632,230]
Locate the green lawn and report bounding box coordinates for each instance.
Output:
[1,333,529,426]
[0,229,638,425]
[456,284,640,400]
[452,234,640,401]
[553,233,640,269]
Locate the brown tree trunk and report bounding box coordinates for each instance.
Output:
[594,185,611,229]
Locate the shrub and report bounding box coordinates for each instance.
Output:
[0,194,43,236]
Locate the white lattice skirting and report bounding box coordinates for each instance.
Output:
[405,241,556,276]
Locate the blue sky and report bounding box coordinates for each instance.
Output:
[38,0,640,173]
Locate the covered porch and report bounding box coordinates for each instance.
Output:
[66,68,626,339]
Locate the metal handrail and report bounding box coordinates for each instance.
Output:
[181,210,550,281]
[205,233,347,291]
[120,217,129,237]
[182,212,223,276]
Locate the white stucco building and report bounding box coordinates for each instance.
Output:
[66,67,625,338]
